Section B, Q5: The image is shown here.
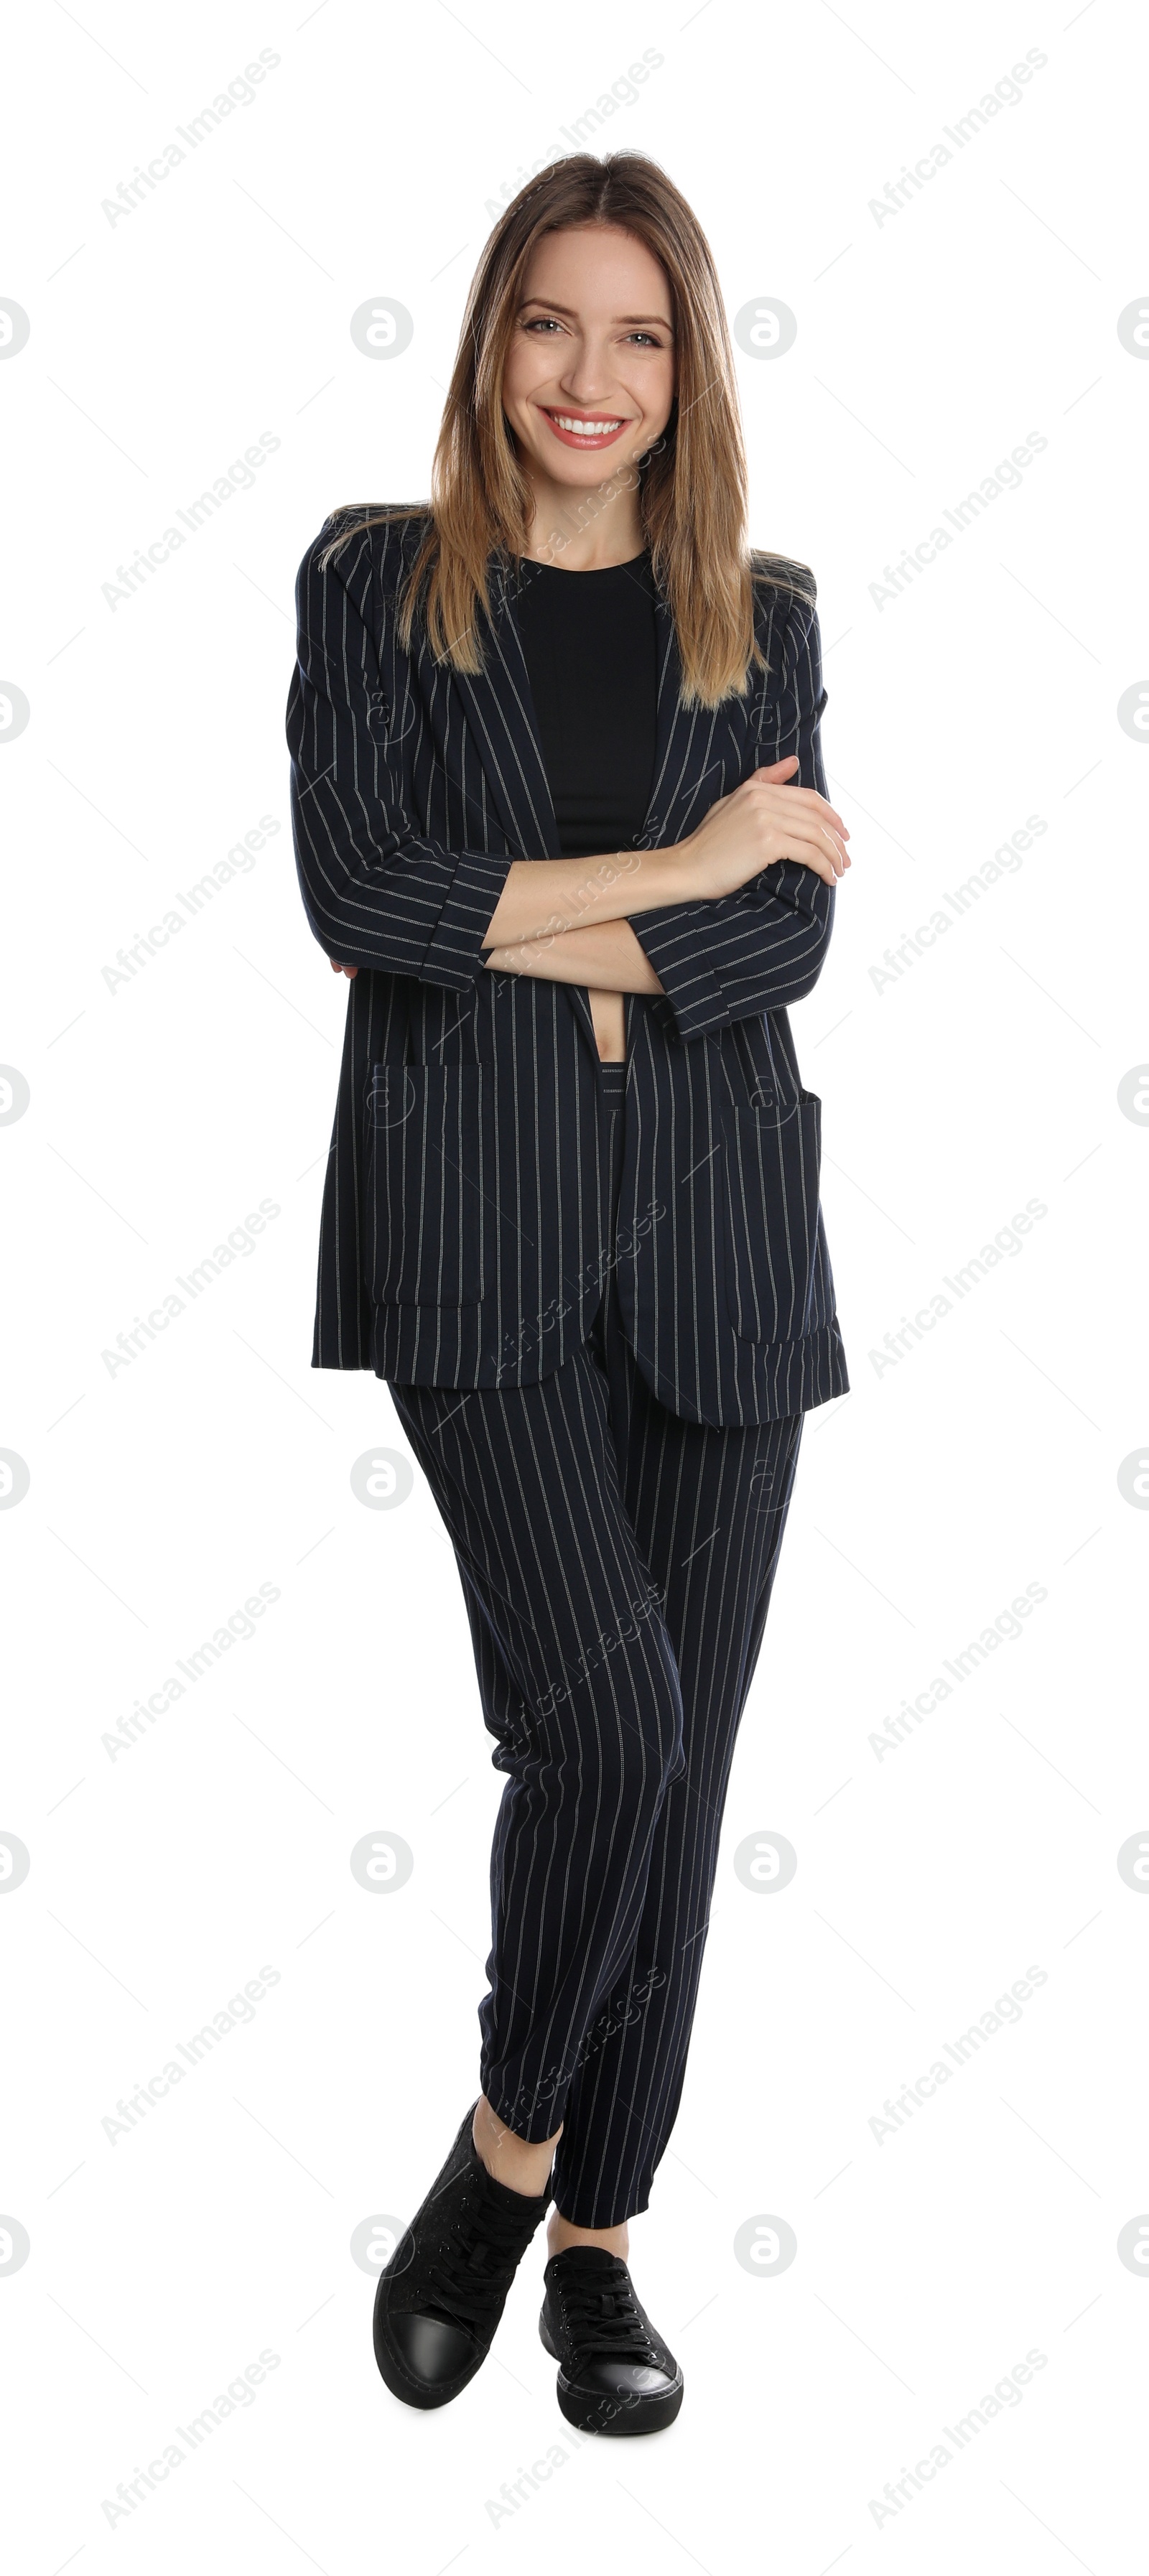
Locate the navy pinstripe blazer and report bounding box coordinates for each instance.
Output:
[286,508,849,1426]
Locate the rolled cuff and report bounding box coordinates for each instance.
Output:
[628,907,735,1043]
[419,847,516,992]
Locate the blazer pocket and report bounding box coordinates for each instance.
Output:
[720,1090,822,1344]
[365,1064,485,1307]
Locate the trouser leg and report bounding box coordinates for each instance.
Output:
[386,1342,687,2147]
[549,1252,804,2226]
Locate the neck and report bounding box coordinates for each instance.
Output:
[519,460,646,570]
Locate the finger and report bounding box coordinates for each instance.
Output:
[749,775,850,837]
[809,824,850,876]
[752,776,850,834]
[752,773,845,834]
[773,824,850,882]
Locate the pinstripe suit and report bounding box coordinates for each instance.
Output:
[286,510,849,1425]
[287,509,848,2223]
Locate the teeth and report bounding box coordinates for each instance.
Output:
[552,415,622,435]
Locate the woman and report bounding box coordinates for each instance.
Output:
[286,151,851,2437]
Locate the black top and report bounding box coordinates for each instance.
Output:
[510,551,659,860]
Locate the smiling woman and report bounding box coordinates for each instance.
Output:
[506,243,671,479]
[488,221,684,1059]
[327,157,799,703]
[287,146,852,2443]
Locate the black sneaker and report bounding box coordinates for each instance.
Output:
[539,2247,684,2434]
[373,2101,552,2410]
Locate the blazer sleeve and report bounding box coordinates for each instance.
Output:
[628,587,836,1043]
[286,529,514,987]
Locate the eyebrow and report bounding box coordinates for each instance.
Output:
[518,296,674,330]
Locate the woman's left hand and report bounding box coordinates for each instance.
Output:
[330,959,358,978]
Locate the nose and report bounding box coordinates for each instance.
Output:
[557,335,628,411]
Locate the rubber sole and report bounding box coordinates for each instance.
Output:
[539,2310,684,2435]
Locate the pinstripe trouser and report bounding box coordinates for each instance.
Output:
[387,1057,804,2228]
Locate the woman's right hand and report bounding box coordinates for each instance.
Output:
[674,756,850,898]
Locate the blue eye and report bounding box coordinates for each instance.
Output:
[521,318,664,345]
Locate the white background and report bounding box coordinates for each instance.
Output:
[2,2,1147,2567]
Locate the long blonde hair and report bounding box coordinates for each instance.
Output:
[321,152,812,709]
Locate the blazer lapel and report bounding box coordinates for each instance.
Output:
[450,564,561,861]
[638,591,687,850]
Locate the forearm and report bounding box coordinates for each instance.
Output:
[631,871,833,1037]
[485,916,665,995]
[480,846,685,950]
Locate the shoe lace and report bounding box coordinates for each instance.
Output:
[424,2185,540,2338]
[558,2259,658,2363]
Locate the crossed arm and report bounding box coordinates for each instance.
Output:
[289,533,841,1045]
[482,897,665,1061]
[479,855,669,994]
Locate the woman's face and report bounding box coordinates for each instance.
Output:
[501,223,676,499]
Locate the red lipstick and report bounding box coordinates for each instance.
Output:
[539,406,631,452]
